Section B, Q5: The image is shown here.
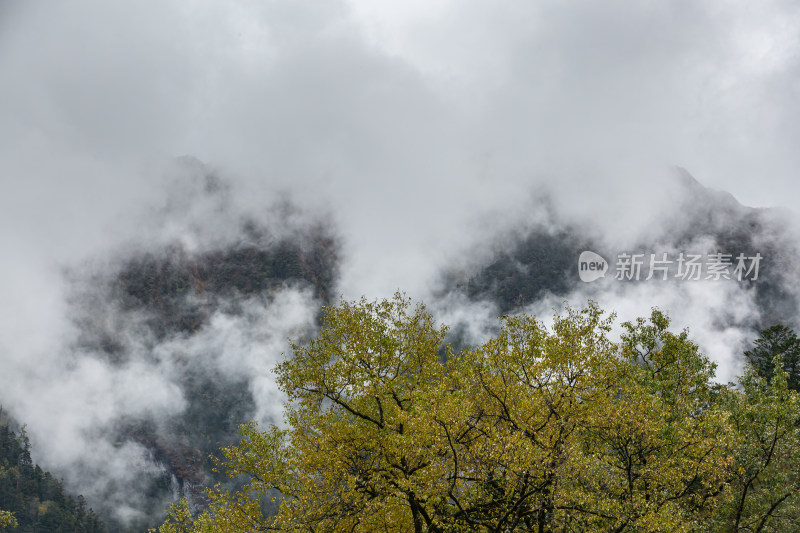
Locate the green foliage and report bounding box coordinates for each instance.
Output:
[157,295,800,532]
[0,416,105,533]
[713,358,800,531]
[745,324,800,390]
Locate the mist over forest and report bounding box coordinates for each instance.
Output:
[3,1,800,531]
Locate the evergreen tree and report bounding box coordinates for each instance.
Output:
[0,414,106,533]
[745,324,800,390]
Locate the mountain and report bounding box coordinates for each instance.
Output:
[51,165,340,531]
[4,165,800,531]
[0,409,105,533]
[437,168,799,334]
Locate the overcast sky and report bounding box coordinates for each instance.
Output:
[1,0,799,367]
[2,0,799,286]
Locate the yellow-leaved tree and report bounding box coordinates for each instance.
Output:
[156,294,800,533]
[0,510,17,530]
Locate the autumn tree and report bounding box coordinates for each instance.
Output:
[0,510,17,530]
[442,307,732,531]
[156,295,800,533]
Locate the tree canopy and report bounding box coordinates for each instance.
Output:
[157,295,800,533]
[0,510,17,530]
[744,324,800,391]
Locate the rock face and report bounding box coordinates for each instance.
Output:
[61,165,340,531]
[438,168,799,332]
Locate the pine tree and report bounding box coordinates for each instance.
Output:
[745,324,800,390]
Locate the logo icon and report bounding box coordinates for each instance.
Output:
[578,251,608,282]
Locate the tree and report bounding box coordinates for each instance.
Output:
[0,416,105,533]
[745,325,800,390]
[156,295,800,532]
[0,509,17,530]
[713,356,800,532]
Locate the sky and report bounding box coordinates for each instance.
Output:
[2,0,799,290]
[1,0,800,522]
